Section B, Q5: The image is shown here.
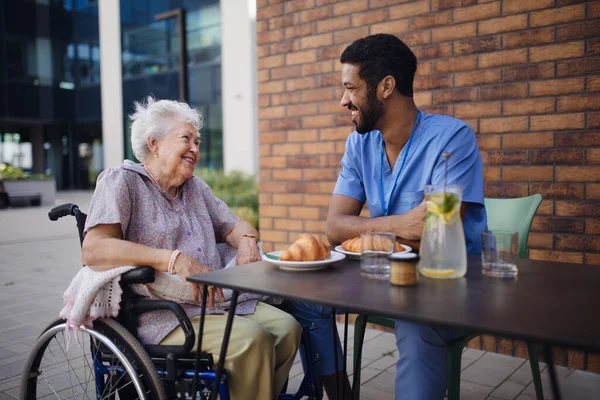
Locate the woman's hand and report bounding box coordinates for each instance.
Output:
[236,237,261,265]
[173,254,224,309]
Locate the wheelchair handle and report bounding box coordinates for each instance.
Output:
[48,203,80,221]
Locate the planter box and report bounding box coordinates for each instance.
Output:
[4,178,57,206]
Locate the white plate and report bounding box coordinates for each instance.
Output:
[334,244,413,259]
[263,251,346,271]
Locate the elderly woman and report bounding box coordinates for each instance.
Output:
[81,97,301,400]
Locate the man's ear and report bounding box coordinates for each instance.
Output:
[380,75,396,99]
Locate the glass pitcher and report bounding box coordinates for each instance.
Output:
[418,184,467,279]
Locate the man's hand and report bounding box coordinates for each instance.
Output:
[236,237,261,265]
[392,201,426,241]
[173,254,224,309]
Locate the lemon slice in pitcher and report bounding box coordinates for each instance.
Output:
[420,268,456,278]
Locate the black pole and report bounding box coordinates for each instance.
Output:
[191,285,209,399]
[544,345,562,400]
[210,290,239,400]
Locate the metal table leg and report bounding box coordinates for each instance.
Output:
[192,285,209,399]
[210,290,239,400]
[543,345,562,400]
[352,316,367,400]
[331,308,340,398]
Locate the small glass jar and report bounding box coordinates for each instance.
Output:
[389,253,420,286]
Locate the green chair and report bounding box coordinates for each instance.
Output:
[352,194,544,400]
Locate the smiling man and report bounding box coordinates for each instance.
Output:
[326,34,487,399]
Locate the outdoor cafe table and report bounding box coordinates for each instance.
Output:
[188,255,600,400]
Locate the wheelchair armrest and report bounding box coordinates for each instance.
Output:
[121,266,155,284]
[132,299,196,358]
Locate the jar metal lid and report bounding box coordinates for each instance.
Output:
[388,252,419,261]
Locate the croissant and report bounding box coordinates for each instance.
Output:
[280,234,331,261]
[341,237,402,253]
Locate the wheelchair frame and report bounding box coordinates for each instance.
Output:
[19,203,322,400]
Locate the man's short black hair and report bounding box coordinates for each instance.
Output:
[340,34,417,97]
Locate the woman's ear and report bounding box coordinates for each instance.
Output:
[380,75,396,99]
[147,136,159,158]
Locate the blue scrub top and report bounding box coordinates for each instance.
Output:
[333,112,488,255]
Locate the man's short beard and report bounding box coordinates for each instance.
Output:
[355,87,384,134]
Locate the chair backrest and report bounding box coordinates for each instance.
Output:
[484,194,543,259]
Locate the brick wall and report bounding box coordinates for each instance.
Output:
[256,0,600,371]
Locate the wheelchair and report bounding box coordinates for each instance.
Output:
[20,203,322,400]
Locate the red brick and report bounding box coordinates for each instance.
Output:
[592,1,600,18]
[334,26,370,45]
[304,168,338,181]
[557,57,600,77]
[284,0,315,13]
[317,16,351,33]
[557,20,600,41]
[557,94,600,112]
[370,19,410,35]
[529,250,584,264]
[257,0,268,8]
[422,105,453,116]
[538,200,555,215]
[258,95,270,108]
[589,39,600,57]
[271,92,301,106]
[478,14,528,36]
[503,27,556,49]
[480,83,528,100]
[389,1,430,18]
[300,33,333,49]
[453,2,500,22]
[267,39,299,55]
[302,88,335,102]
[527,233,554,249]
[503,63,555,82]
[298,7,332,23]
[588,184,600,200]
[316,44,347,61]
[478,134,501,150]
[414,75,453,90]
[302,115,334,129]
[479,117,529,134]
[285,23,315,39]
[556,201,600,217]
[287,155,319,168]
[556,132,600,147]
[432,22,477,42]
[414,91,433,107]
[503,98,555,116]
[531,149,585,165]
[271,65,301,80]
[586,254,600,267]
[273,168,303,180]
[531,113,585,131]
[287,104,318,119]
[332,0,368,16]
[274,218,304,231]
[556,235,600,252]
[304,220,327,232]
[259,106,286,120]
[399,31,432,46]
[587,219,600,235]
[502,0,554,14]
[414,43,454,59]
[557,166,600,182]
[257,3,283,20]
[258,69,270,82]
[286,50,317,65]
[287,181,321,194]
[319,127,351,141]
[302,60,334,76]
[260,181,287,193]
[455,102,501,118]
[531,217,585,233]
[454,36,502,55]
[484,166,502,181]
[259,55,285,69]
[268,15,295,30]
[432,56,477,73]
[334,113,352,127]
[260,204,288,218]
[259,120,271,132]
[502,133,554,149]
[285,76,316,91]
[256,20,268,33]
[530,41,585,63]
[484,182,529,197]
[258,29,285,45]
[591,112,600,129]
[482,150,528,165]
[369,0,410,7]
[289,206,320,219]
[529,78,585,96]
[271,118,301,130]
[259,229,288,243]
[588,77,600,92]
[318,100,344,114]
[351,9,388,26]
[411,10,453,30]
[303,142,336,154]
[258,80,285,95]
[454,69,501,87]
[259,144,271,157]
[530,4,586,27]
[502,166,554,181]
[286,129,318,142]
[432,0,477,10]
[479,49,528,68]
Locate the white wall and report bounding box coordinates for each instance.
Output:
[220,0,258,175]
[98,0,124,169]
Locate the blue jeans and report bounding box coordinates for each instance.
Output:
[394,320,466,400]
[286,302,344,378]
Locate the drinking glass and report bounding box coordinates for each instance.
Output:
[481,230,518,278]
[360,232,396,280]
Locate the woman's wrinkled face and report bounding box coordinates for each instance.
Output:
[154,121,200,182]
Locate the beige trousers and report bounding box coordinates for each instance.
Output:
[161,302,302,400]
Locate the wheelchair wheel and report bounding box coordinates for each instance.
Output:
[20,318,167,400]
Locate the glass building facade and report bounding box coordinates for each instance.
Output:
[120,0,224,169]
[0,0,103,190]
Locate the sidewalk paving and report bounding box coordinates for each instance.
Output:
[0,191,598,399]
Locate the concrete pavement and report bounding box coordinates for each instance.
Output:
[0,191,598,399]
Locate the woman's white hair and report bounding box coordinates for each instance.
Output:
[129,96,203,162]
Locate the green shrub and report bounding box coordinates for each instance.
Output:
[0,164,53,181]
[195,169,259,229]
